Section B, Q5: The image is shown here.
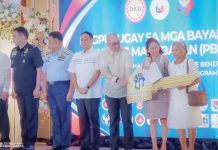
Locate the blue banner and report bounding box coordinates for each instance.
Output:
[59,0,218,138]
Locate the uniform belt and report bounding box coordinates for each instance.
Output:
[48,80,70,85]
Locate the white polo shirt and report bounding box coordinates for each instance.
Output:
[68,48,101,99]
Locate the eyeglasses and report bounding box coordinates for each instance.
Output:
[111,41,120,46]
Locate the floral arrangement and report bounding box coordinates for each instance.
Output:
[21,6,50,52]
[0,0,56,53]
[0,0,20,40]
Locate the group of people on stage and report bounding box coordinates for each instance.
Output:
[0,26,202,150]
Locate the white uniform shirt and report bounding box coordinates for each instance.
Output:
[68,48,101,99]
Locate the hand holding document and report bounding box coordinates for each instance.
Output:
[127,68,153,104]
[142,62,162,84]
[127,68,198,104]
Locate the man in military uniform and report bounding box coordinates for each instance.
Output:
[0,52,11,150]
[11,26,43,150]
[42,32,73,150]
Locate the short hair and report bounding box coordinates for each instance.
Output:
[13,26,29,39]
[81,31,93,39]
[146,38,163,57]
[49,32,63,41]
[106,33,118,43]
[173,41,188,52]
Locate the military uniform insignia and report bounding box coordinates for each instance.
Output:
[46,56,51,62]
[58,55,65,61]
[11,50,17,57]
[64,49,71,55]
[44,51,52,62]
[46,51,52,56]
[24,48,29,54]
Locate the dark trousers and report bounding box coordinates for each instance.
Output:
[76,98,100,150]
[16,92,39,147]
[105,95,133,150]
[0,99,10,143]
[47,81,71,148]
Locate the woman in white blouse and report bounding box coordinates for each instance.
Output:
[167,41,202,150]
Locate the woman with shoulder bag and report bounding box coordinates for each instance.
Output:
[167,41,202,150]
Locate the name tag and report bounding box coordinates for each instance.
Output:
[58,55,65,61]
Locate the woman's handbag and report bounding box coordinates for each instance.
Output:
[186,59,208,106]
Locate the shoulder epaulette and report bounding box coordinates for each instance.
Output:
[46,51,52,56]
[64,49,71,55]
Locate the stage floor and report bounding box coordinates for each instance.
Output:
[35,143,147,150]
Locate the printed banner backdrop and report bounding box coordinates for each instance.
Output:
[59,0,218,138]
